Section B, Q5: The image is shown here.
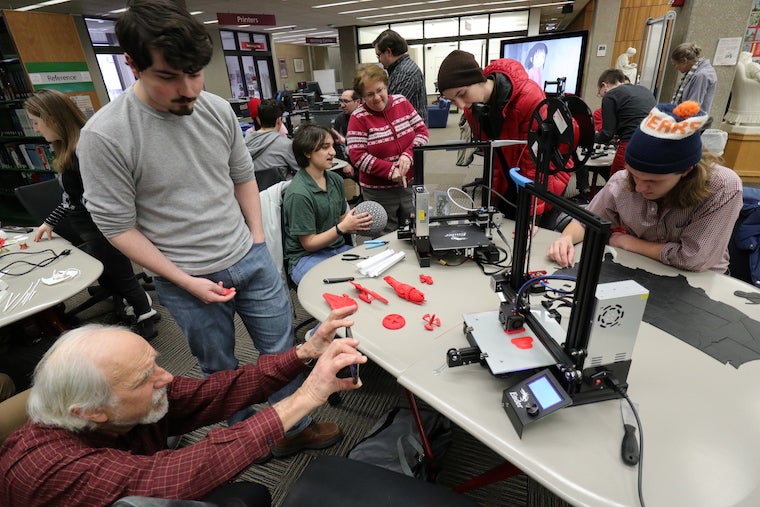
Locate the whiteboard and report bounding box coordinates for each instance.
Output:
[313,69,336,94]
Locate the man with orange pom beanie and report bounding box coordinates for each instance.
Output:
[547,101,743,273]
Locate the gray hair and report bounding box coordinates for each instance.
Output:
[671,42,702,64]
[27,324,123,431]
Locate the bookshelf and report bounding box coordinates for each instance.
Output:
[0,10,101,226]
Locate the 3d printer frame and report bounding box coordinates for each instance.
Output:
[447,97,627,405]
[504,96,628,404]
[412,140,493,206]
[507,180,631,404]
[399,141,498,267]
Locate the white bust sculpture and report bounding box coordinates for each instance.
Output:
[615,47,637,83]
[724,51,760,126]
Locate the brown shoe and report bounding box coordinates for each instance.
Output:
[271,421,342,458]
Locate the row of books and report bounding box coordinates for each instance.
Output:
[0,142,54,171]
[0,66,33,102]
[0,107,38,137]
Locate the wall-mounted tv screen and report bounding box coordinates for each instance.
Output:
[500,31,589,96]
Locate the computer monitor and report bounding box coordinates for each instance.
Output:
[276,90,294,112]
[228,99,249,118]
[500,31,589,96]
[306,81,323,102]
[297,81,307,90]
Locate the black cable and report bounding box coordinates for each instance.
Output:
[0,249,70,276]
[608,379,647,507]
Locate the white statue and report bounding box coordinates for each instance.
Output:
[615,47,638,83]
[724,51,760,126]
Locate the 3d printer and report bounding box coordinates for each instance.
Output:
[444,97,648,436]
[397,140,522,267]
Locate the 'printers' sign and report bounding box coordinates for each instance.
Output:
[216,13,276,26]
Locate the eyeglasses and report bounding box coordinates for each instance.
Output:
[363,86,387,100]
[338,98,357,104]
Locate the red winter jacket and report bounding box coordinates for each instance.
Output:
[464,58,571,215]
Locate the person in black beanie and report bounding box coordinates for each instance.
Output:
[437,50,572,218]
[547,101,742,273]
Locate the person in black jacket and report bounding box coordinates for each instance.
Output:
[25,89,157,339]
[596,68,656,176]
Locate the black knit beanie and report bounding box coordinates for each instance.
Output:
[437,50,486,93]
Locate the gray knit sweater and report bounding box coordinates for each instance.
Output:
[78,88,254,275]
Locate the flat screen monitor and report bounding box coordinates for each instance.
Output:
[306,81,323,102]
[228,99,249,118]
[500,31,588,96]
[297,81,307,90]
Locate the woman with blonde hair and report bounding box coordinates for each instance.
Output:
[347,63,428,233]
[25,89,157,338]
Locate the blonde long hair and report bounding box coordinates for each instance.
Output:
[24,89,87,173]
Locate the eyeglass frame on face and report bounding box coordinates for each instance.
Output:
[363,85,387,100]
[597,82,608,98]
[338,98,357,104]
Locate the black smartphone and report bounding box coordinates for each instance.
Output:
[336,326,359,384]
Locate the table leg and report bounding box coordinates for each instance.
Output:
[453,462,524,493]
[405,389,439,481]
[406,389,524,491]
[590,167,600,198]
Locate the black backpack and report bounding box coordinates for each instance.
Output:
[347,407,452,481]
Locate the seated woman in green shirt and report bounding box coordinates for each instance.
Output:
[284,124,373,284]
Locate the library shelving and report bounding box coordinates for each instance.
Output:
[0,9,101,226]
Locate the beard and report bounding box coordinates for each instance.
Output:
[140,387,169,424]
[169,97,196,116]
[112,387,169,428]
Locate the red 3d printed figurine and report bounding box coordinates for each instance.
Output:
[383,276,425,304]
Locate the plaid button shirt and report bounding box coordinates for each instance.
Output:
[0,349,305,507]
[587,165,742,272]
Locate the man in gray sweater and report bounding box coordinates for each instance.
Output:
[77,0,341,459]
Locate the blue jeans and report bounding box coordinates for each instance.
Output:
[154,241,309,435]
[291,245,353,285]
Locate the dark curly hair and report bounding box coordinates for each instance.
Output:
[116,0,212,74]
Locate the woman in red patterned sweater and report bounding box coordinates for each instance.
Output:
[347,63,429,234]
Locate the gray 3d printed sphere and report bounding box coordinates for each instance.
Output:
[354,200,388,236]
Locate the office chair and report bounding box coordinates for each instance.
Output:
[13,178,81,245]
[259,181,319,334]
[729,185,760,286]
[260,181,348,406]
[281,456,479,507]
[13,178,153,322]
